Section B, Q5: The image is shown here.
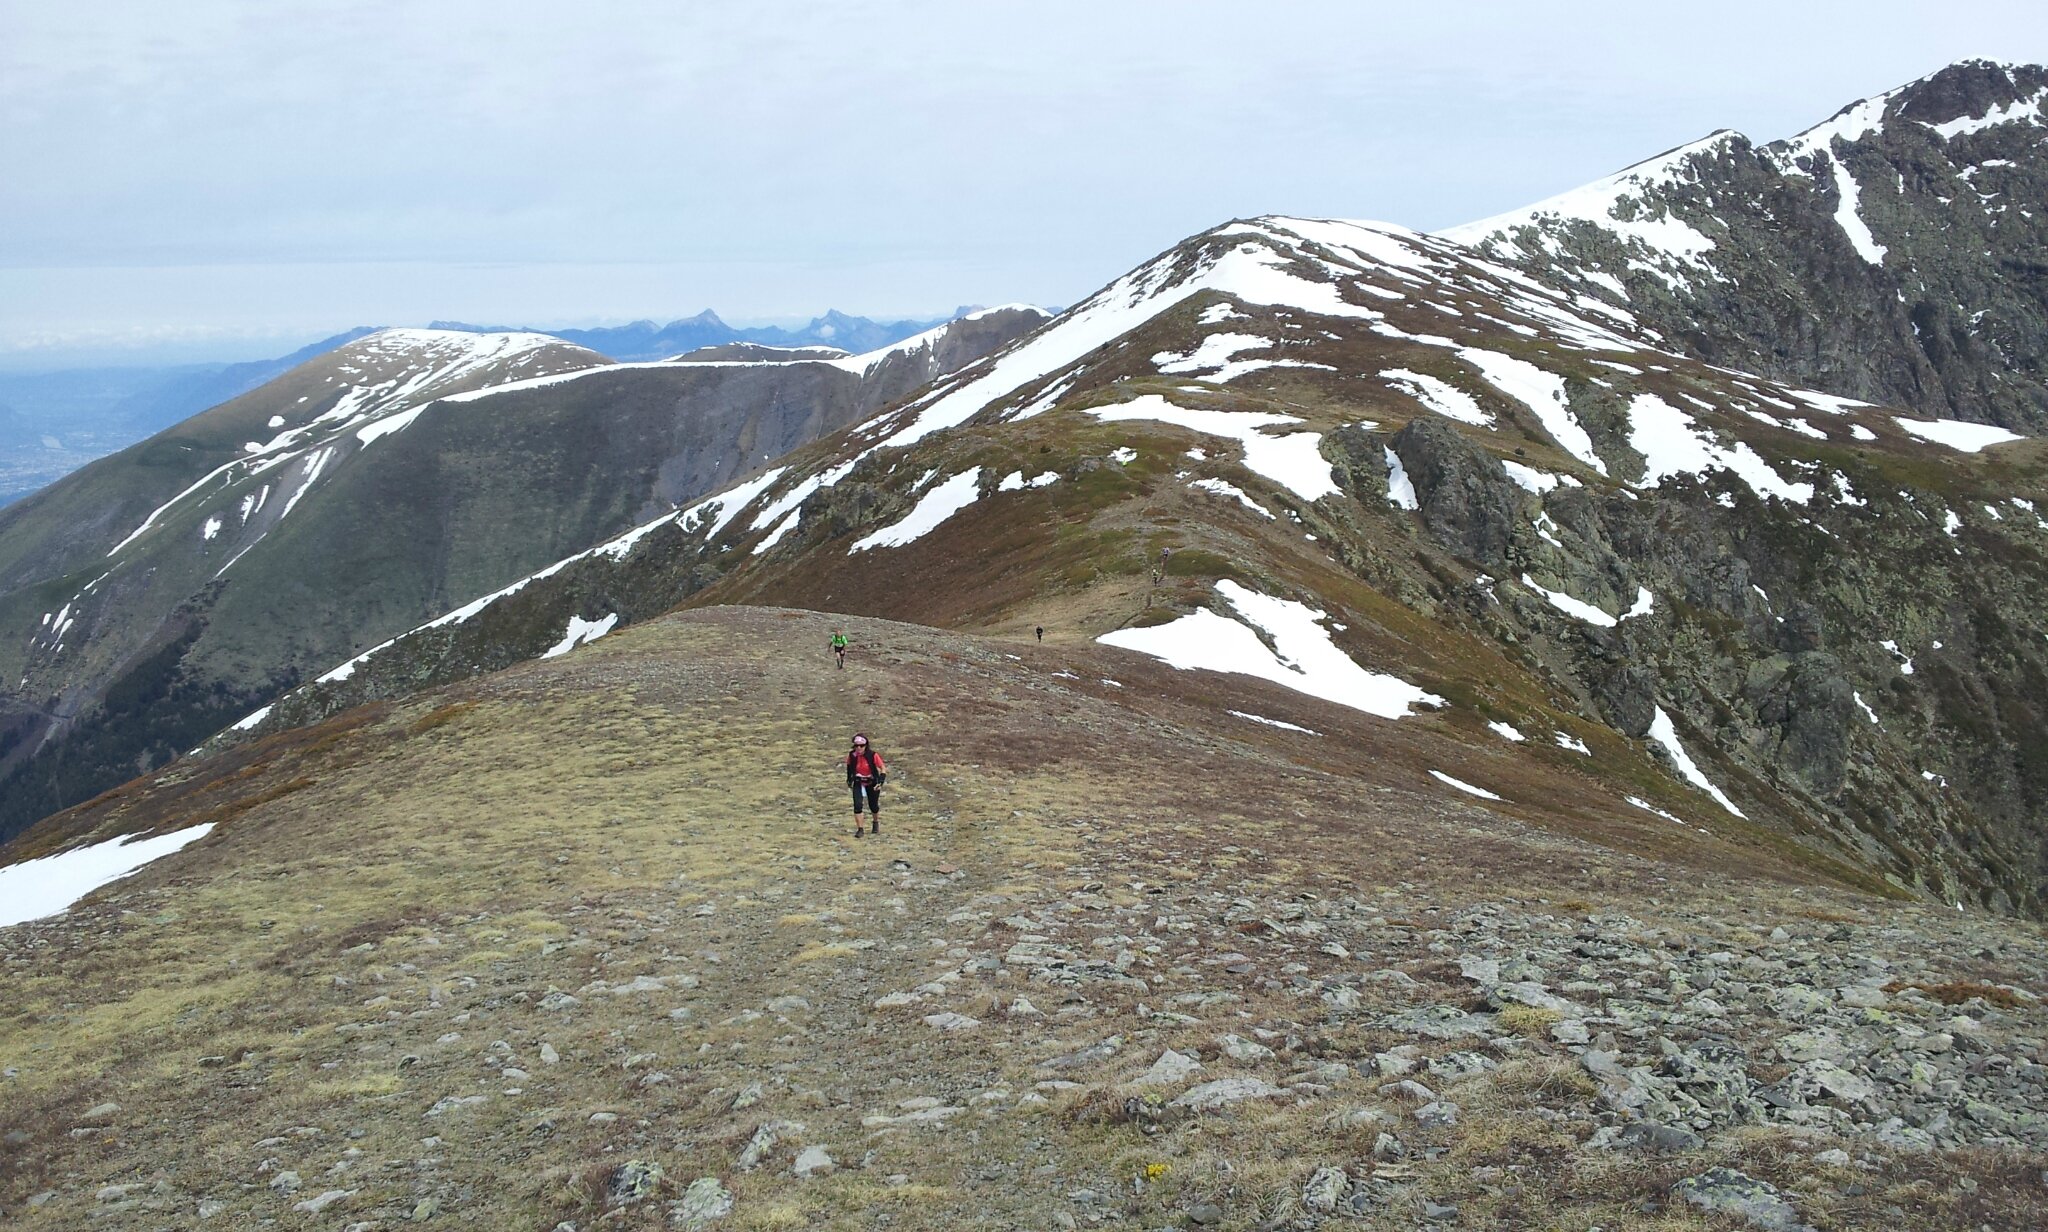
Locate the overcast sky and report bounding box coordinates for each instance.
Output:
[4,0,2046,367]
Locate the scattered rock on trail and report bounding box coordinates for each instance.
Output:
[792,1145,836,1178]
[1169,1077,1288,1112]
[1672,1167,1815,1232]
[1135,1049,1203,1086]
[672,1176,733,1230]
[608,1160,664,1207]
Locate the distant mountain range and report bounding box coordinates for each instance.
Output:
[427,308,975,364]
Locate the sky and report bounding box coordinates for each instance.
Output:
[4,0,2046,368]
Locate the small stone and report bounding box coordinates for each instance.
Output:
[1218,1033,1276,1062]
[1187,1200,1225,1224]
[1814,1148,1850,1167]
[1006,997,1043,1017]
[735,1125,779,1170]
[922,1012,981,1031]
[673,1176,733,1230]
[793,1145,836,1178]
[731,1082,764,1110]
[1169,1077,1287,1111]
[1550,1018,1591,1045]
[537,991,580,1012]
[198,1199,228,1219]
[765,996,810,1014]
[269,1170,303,1194]
[78,1102,121,1123]
[293,1190,354,1214]
[1413,1101,1459,1128]
[539,1043,560,1065]
[607,1159,664,1207]
[1673,1167,1811,1232]
[1302,1166,1349,1213]
[1379,1079,1437,1103]
[1135,1049,1203,1086]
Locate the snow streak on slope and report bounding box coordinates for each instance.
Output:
[105,329,605,560]
[1828,159,1887,265]
[850,468,985,552]
[1648,706,1746,818]
[1459,349,1607,475]
[1098,580,1443,721]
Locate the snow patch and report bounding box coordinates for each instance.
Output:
[1190,477,1274,519]
[1828,158,1887,265]
[1628,393,1813,504]
[1384,447,1419,510]
[1459,349,1606,474]
[1381,369,1491,426]
[542,613,619,659]
[1086,395,1338,501]
[1098,580,1443,721]
[1520,574,1619,628]
[1228,710,1320,735]
[0,825,216,929]
[1891,417,2024,452]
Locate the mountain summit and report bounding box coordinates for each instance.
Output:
[1444,59,2048,430]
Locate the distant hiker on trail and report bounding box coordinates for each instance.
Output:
[831,629,848,669]
[1035,625,1044,643]
[846,733,886,837]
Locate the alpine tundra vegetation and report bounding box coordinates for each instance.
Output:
[4,55,2048,1232]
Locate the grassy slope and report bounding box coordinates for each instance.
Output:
[6,607,2038,1229]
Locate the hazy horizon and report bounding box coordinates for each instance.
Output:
[8,0,2048,370]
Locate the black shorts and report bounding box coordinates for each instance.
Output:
[851,780,880,813]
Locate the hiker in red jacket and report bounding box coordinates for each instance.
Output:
[845,732,887,837]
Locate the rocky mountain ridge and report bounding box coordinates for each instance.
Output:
[228,207,2048,918]
[1444,58,2048,432]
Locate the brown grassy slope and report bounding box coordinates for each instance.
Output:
[3,607,2035,1230]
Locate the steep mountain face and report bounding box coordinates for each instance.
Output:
[242,211,2048,918]
[1443,59,2048,432]
[0,311,1045,843]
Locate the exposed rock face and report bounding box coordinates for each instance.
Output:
[1388,416,1524,569]
[1447,60,2048,431]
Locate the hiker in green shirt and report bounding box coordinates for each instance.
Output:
[831,630,848,669]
